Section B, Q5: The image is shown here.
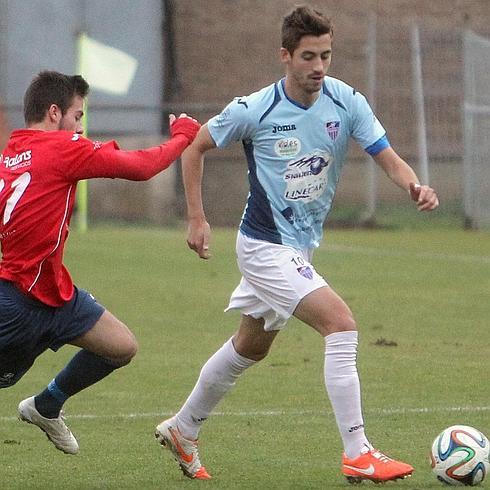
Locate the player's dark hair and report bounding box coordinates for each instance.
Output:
[23,71,89,125]
[282,5,333,54]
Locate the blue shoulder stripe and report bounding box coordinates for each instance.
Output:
[259,83,281,123]
[322,82,347,111]
[365,134,390,155]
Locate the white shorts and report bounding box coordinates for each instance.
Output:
[225,232,328,331]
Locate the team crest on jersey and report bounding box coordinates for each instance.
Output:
[283,151,331,203]
[325,121,340,140]
[274,137,301,157]
[297,266,313,280]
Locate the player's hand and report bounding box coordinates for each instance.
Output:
[187,217,211,259]
[409,182,439,211]
[169,113,201,144]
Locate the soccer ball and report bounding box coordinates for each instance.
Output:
[430,425,489,486]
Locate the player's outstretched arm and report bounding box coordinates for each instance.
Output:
[67,113,201,182]
[373,146,439,211]
[110,112,201,180]
[181,124,217,259]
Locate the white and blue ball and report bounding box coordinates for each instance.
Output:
[430,425,489,486]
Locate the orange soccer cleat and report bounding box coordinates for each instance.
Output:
[342,448,414,484]
[155,418,211,480]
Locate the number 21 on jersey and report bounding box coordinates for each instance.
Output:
[0,172,31,225]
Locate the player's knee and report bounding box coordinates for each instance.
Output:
[235,342,271,362]
[233,326,275,361]
[250,350,270,362]
[111,331,138,366]
[320,313,357,336]
[338,313,357,332]
[121,336,138,364]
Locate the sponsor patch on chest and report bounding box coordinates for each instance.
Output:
[283,151,332,203]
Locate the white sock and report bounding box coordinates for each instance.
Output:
[175,337,255,440]
[324,330,372,459]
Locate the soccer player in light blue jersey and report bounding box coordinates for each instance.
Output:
[155,5,439,483]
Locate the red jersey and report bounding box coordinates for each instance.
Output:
[0,129,189,306]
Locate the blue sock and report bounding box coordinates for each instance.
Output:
[35,350,122,418]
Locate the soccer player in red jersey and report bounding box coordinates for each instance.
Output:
[0,71,200,454]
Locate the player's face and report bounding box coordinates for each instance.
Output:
[59,95,85,134]
[281,34,332,104]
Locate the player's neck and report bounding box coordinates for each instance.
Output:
[283,79,320,108]
[27,120,59,132]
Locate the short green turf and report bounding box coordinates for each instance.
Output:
[1,224,488,489]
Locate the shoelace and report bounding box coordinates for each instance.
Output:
[372,451,394,463]
[54,411,71,433]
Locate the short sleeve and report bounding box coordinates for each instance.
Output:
[208,96,256,148]
[350,91,387,152]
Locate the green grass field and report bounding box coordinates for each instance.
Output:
[1,223,489,489]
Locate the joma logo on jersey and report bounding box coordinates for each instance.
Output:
[272,124,297,134]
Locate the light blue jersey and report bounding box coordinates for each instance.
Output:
[208,76,389,249]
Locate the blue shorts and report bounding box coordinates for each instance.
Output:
[0,279,105,388]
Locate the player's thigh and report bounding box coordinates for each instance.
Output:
[293,286,356,336]
[236,233,327,321]
[0,280,52,387]
[232,314,279,361]
[69,310,137,362]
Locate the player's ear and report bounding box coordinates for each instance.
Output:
[47,104,61,124]
[280,47,292,64]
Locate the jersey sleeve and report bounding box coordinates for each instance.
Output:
[207,96,256,148]
[56,132,189,182]
[349,90,389,155]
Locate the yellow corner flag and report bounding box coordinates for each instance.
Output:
[76,33,138,232]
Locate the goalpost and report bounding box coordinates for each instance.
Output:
[463,29,490,229]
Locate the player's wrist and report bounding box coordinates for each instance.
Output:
[170,118,201,144]
[187,215,207,222]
